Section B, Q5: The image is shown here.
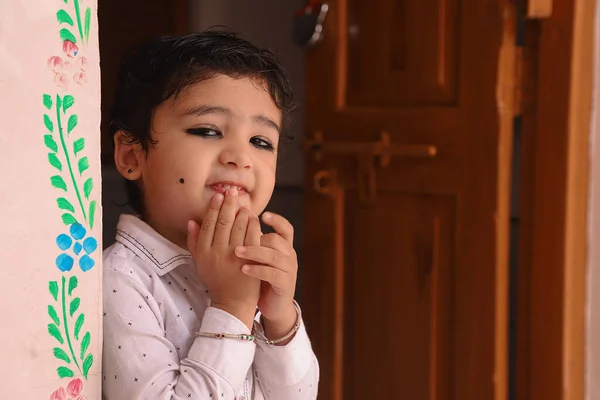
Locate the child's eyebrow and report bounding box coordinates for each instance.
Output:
[182,104,281,134]
[252,114,281,135]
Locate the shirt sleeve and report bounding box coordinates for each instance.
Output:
[252,310,320,399]
[102,268,255,400]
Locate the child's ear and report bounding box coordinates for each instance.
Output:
[114,131,142,180]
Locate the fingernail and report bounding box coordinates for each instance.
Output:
[228,188,238,197]
[242,265,251,273]
[213,194,224,204]
[236,246,246,254]
[187,220,194,232]
[262,212,271,220]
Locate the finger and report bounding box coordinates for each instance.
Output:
[197,194,224,249]
[242,264,286,289]
[260,233,292,256]
[261,212,294,245]
[187,220,200,253]
[230,207,251,246]
[213,188,239,246]
[245,215,262,247]
[235,246,292,272]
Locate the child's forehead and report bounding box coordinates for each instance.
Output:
[167,76,282,120]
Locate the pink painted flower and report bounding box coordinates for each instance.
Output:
[62,40,79,58]
[77,57,87,70]
[53,72,69,89]
[47,56,64,72]
[49,387,66,400]
[73,71,87,85]
[63,60,74,71]
[48,378,85,400]
[66,379,83,397]
[48,41,88,89]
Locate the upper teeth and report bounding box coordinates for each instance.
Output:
[218,184,243,191]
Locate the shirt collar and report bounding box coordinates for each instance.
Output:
[115,214,193,276]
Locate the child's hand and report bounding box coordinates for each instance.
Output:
[187,189,261,329]
[234,212,298,340]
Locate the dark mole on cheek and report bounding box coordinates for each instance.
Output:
[179,178,185,184]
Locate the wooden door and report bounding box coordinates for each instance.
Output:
[301,1,517,399]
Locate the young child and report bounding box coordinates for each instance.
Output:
[102,31,319,399]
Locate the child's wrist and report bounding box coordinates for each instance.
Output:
[261,302,298,345]
[210,300,256,331]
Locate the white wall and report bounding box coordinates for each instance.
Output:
[0,1,102,397]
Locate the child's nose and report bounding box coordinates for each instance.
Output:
[218,141,252,169]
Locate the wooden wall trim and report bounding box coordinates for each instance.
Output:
[523,0,594,398]
[563,0,594,397]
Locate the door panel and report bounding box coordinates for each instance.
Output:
[302,0,517,399]
[347,192,453,399]
[346,0,459,106]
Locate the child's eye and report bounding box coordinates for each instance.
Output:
[186,127,222,138]
[250,136,275,151]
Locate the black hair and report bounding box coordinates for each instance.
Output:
[109,29,295,215]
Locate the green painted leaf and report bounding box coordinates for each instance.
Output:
[57,366,74,378]
[82,353,93,379]
[57,10,74,26]
[62,213,78,225]
[69,297,80,317]
[73,138,85,156]
[48,153,62,171]
[48,324,64,344]
[44,114,53,133]
[78,156,89,175]
[84,7,91,43]
[53,347,71,364]
[43,94,52,110]
[83,178,93,199]
[48,305,60,326]
[60,28,76,44]
[80,332,90,360]
[63,95,75,114]
[74,313,85,340]
[89,200,96,229]
[51,175,67,191]
[57,198,75,213]
[63,94,75,113]
[63,96,75,114]
[67,115,78,134]
[68,276,78,296]
[44,135,58,152]
[49,281,59,301]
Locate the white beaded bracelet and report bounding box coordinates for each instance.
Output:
[195,300,302,345]
[195,332,255,342]
[253,300,301,345]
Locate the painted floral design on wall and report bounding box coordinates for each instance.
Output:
[56,223,98,272]
[49,378,86,400]
[48,41,88,89]
[43,0,97,396]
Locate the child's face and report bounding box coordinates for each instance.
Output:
[136,75,280,246]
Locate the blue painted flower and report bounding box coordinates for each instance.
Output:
[55,223,98,272]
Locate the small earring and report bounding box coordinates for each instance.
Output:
[127,168,133,173]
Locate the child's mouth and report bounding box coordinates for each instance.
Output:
[208,183,248,195]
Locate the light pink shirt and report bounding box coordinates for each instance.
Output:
[102,215,319,399]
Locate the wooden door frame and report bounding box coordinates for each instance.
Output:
[517,0,594,399]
